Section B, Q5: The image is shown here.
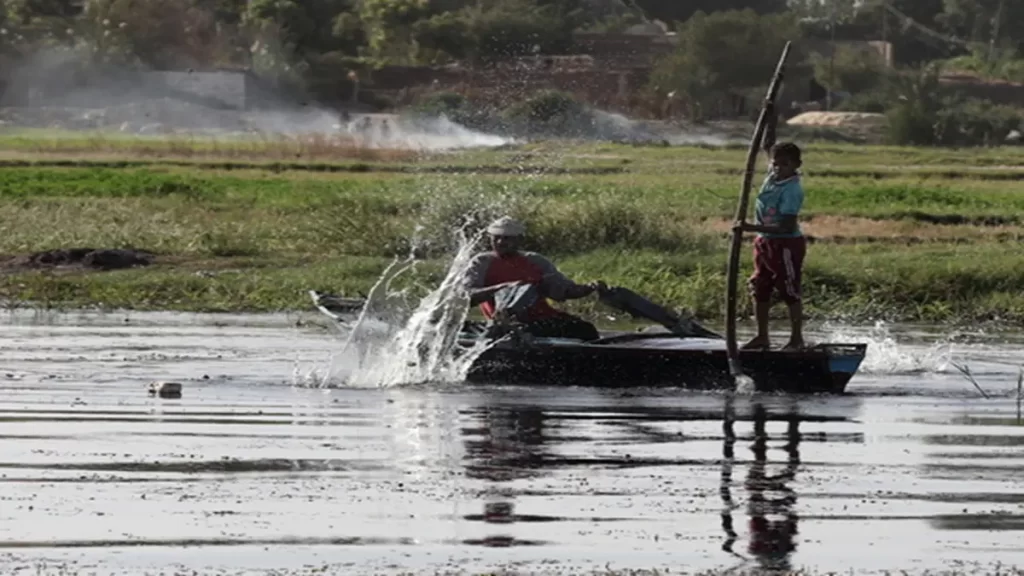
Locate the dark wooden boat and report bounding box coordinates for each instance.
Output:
[458,330,866,394]
[310,290,868,394]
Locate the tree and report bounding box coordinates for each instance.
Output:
[412,11,475,63]
[854,0,967,64]
[939,0,1024,53]
[412,0,577,65]
[359,0,430,64]
[9,0,84,21]
[788,0,859,22]
[85,0,237,69]
[245,0,362,59]
[649,9,802,119]
[465,0,573,63]
[195,0,248,25]
[812,44,888,94]
[633,0,788,25]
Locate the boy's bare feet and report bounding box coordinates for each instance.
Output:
[741,335,770,350]
[781,338,805,350]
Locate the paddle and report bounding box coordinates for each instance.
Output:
[597,285,722,339]
[725,41,793,378]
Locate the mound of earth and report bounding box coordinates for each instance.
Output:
[786,111,888,129]
[3,248,155,271]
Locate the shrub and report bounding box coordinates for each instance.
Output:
[936,100,1023,147]
[886,100,939,146]
[501,90,596,138]
[835,89,890,114]
[412,91,469,116]
[407,91,499,132]
[886,97,1024,147]
[812,44,889,95]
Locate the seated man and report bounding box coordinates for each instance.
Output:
[463,216,604,341]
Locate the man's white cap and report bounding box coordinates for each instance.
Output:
[486,216,525,236]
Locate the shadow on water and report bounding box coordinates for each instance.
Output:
[453,388,863,565]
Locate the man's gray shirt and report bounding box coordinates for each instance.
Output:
[463,251,578,302]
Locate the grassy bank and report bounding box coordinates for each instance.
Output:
[1,135,1024,326]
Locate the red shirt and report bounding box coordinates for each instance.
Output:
[472,253,562,321]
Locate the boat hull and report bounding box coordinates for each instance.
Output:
[307,290,867,394]
[461,334,866,394]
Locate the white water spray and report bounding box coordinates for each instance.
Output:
[317,226,499,388]
[733,374,757,395]
[820,320,953,374]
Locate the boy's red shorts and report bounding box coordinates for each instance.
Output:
[749,236,807,305]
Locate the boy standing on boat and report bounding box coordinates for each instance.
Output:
[463,216,605,341]
[733,102,806,350]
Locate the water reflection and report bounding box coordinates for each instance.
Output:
[723,398,800,571]
[720,396,862,571]
[720,395,739,554]
[459,401,552,547]
[458,390,861,561]
[460,403,549,483]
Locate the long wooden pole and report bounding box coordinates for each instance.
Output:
[725,41,793,378]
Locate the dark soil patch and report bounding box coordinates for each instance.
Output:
[0,158,628,175]
[1,248,156,272]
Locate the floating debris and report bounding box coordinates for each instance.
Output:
[148,381,182,399]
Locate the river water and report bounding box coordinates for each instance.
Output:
[1,309,1022,575]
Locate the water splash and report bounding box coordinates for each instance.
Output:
[291,356,333,389]
[820,321,953,374]
[733,374,757,395]
[320,226,499,389]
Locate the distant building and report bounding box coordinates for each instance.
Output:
[140,68,283,110]
[0,62,280,110]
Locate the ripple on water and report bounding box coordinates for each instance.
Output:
[1,312,1023,575]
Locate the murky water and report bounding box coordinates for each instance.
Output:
[1,310,1023,575]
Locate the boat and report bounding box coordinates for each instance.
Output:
[455,328,865,393]
[309,289,868,394]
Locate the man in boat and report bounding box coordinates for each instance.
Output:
[733,102,806,350]
[463,216,604,341]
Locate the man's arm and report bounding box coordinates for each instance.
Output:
[463,254,516,306]
[526,253,600,301]
[468,282,521,306]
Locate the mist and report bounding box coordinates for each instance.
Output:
[0,46,514,151]
[588,109,740,146]
[0,46,737,151]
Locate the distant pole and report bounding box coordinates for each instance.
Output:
[990,0,1005,63]
[827,5,836,111]
[881,0,888,44]
[348,70,359,104]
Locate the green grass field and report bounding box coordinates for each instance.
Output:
[2,131,1024,326]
